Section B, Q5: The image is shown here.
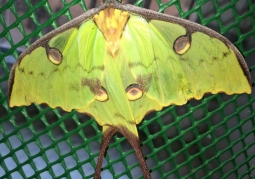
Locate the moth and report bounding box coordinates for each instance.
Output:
[8,0,251,178]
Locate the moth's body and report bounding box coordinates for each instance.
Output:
[8,0,251,178]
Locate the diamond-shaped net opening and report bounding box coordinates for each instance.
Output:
[1,0,255,178]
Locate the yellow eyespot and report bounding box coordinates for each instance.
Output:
[48,48,62,65]
[174,36,191,55]
[126,84,143,101]
[96,86,108,102]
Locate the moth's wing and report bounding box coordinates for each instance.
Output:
[8,4,147,135]
[8,14,106,112]
[119,12,251,124]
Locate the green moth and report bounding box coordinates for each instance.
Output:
[8,0,252,178]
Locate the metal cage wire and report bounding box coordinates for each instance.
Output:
[0,0,255,178]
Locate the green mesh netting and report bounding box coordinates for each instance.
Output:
[1,0,255,178]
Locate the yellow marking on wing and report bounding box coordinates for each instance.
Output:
[93,8,130,57]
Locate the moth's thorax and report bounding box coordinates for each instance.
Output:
[93,8,130,57]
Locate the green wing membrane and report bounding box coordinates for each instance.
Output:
[10,20,105,112]
[9,4,251,126]
[118,15,251,124]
